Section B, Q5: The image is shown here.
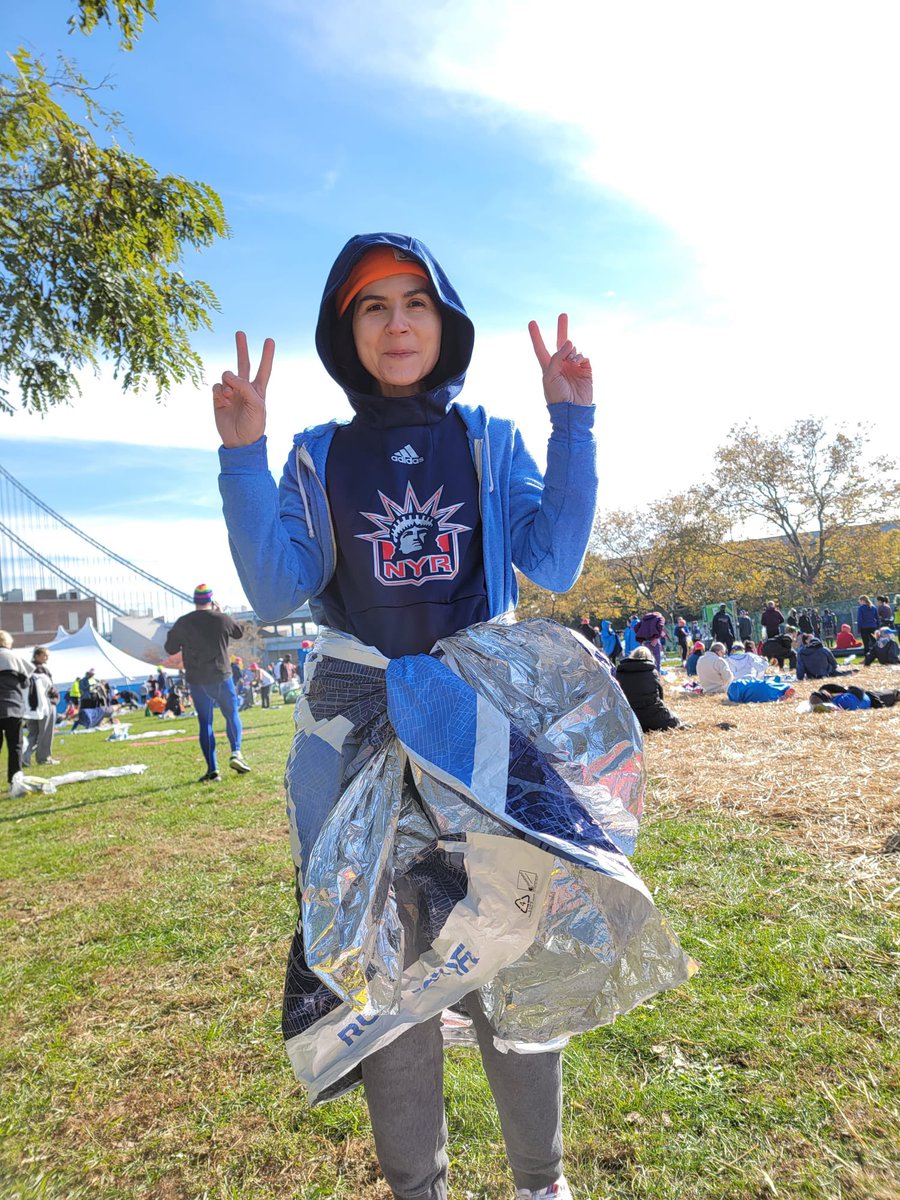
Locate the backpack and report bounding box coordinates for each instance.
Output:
[634,613,664,642]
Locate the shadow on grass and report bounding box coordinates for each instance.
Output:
[0,781,206,824]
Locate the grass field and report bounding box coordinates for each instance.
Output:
[1,672,898,1200]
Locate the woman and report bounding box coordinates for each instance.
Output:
[23,646,60,767]
[674,616,690,662]
[856,595,880,655]
[214,233,597,1200]
[0,630,32,792]
[615,646,680,731]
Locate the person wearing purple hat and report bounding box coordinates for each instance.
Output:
[164,584,249,782]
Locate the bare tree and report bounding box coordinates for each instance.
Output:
[592,487,727,613]
[712,420,900,603]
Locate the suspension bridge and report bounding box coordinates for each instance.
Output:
[0,462,194,631]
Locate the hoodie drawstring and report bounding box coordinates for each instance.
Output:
[295,447,315,539]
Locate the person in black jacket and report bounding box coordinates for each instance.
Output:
[864,628,900,667]
[711,604,735,651]
[761,632,796,669]
[0,630,32,791]
[615,647,681,731]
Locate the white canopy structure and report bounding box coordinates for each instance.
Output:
[20,620,167,689]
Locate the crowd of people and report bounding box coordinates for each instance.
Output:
[576,593,899,731]
[0,608,317,794]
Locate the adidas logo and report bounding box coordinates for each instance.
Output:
[391,444,424,464]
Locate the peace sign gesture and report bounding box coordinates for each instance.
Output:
[212,331,276,448]
[528,314,593,407]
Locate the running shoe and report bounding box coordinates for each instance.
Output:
[229,752,251,775]
[516,1179,573,1199]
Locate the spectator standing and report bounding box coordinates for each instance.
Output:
[797,609,814,635]
[576,616,599,648]
[164,584,250,782]
[278,654,295,684]
[856,595,880,655]
[760,601,785,639]
[634,610,666,670]
[79,668,99,709]
[23,647,60,767]
[737,609,752,641]
[599,619,623,665]
[811,608,822,638]
[296,640,314,682]
[711,605,735,652]
[254,663,275,707]
[696,642,735,694]
[876,595,894,628]
[213,230,597,1200]
[674,616,691,663]
[0,630,32,793]
[821,609,836,644]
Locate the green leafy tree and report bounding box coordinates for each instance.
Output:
[0,2,226,416]
[712,420,900,604]
[69,0,158,50]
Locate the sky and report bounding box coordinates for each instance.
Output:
[2,1,899,610]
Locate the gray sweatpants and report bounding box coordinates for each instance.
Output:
[360,871,563,1199]
[23,712,55,766]
[361,995,563,1200]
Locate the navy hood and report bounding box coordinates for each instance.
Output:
[315,232,475,426]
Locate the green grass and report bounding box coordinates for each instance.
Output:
[1,703,898,1199]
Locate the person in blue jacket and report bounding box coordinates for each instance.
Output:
[214,233,596,1200]
[856,595,880,656]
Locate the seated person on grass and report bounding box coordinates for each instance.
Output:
[685,640,704,677]
[795,633,852,681]
[727,640,767,681]
[863,628,900,667]
[834,623,863,657]
[614,647,681,731]
[696,642,734,695]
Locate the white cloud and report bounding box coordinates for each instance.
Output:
[281,0,900,454]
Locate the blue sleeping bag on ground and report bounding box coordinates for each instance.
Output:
[727,679,793,703]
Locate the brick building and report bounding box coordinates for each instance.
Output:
[0,588,100,646]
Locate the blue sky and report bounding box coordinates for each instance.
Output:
[2,1,899,609]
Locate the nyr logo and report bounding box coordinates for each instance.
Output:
[356,482,471,587]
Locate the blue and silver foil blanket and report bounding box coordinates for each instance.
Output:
[283,618,695,1103]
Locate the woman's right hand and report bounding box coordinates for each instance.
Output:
[213,331,275,448]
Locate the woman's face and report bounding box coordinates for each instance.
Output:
[351,272,442,397]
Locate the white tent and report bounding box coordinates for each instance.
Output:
[20,620,166,689]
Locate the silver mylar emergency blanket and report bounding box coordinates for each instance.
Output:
[283,618,695,1104]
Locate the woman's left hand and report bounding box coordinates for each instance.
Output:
[528,313,593,406]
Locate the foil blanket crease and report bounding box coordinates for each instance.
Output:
[282,618,695,1103]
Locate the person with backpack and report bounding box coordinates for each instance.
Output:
[633,610,666,670]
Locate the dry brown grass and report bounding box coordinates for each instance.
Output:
[649,663,900,861]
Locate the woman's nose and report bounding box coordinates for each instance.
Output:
[385,304,410,332]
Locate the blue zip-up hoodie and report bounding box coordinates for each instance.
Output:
[218,232,598,628]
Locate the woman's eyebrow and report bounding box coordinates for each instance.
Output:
[356,287,432,304]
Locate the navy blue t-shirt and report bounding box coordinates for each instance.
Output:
[318,406,489,657]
